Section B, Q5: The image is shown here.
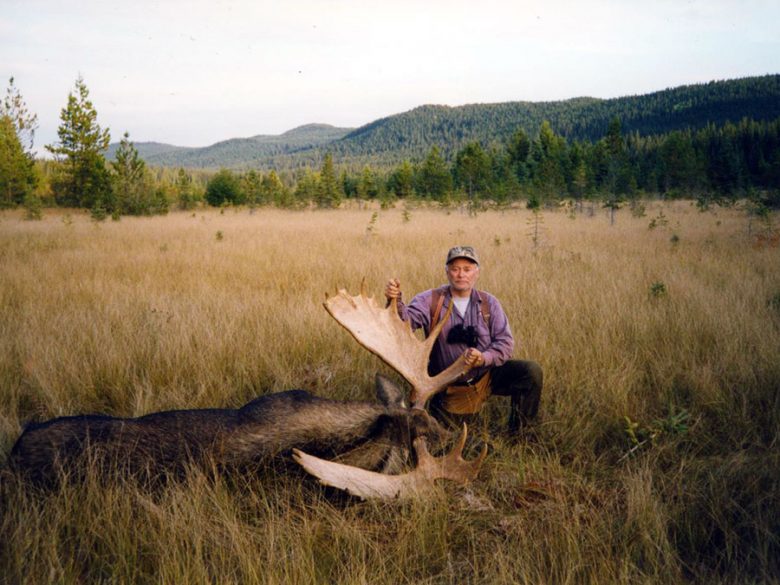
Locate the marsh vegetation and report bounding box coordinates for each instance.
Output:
[1,202,778,583]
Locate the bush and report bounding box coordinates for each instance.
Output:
[205,169,243,207]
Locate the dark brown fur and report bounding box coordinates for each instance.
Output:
[7,376,448,486]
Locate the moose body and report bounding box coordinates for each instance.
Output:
[8,288,487,498]
[8,378,448,486]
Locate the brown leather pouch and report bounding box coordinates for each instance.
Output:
[440,372,492,414]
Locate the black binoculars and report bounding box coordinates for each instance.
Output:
[446,324,479,348]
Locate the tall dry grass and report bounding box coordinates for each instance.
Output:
[1,202,778,584]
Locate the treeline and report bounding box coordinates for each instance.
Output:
[2,76,779,220]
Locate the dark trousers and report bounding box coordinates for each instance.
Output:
[431,359,543,433]
[490,359,543,432]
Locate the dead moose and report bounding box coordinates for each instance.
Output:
[7,288,486,499]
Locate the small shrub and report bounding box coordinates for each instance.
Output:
[22,192,42,220]
[623,406,690,457]
[768,292,780,312]
[215,230,224,241]
[649,212,668,230]
[365,212,378,236]
[650,281,667,298]
[90,203,108,222]
[630,201,646,218]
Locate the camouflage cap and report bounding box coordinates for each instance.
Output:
[446,246,480,266]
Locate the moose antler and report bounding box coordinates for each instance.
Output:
[324,284,471,408]
[292,424,487,499]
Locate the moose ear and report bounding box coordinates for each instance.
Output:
[375,374,406,408]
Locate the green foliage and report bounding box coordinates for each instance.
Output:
[317,153,343,208]
[623,406,690,456]
[387,160,415,198]
[242,169,264,207]
[0,114,37,207]
[649,281,668,298]
[111,132,162,216]
[364,211,378,239]
[205,169,243,207]
[22,191,42,220]
[2,77,38,154]
[453,142,492,198]
[648,212,668,230]
[90,201,108,222]
[174,168,200,210]
[357,165,380,199]
[262,170,291,207]
[768,292,780,312]
[46,76,112,209]
[416,146,452,200]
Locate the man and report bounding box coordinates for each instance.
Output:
[385,245,542,433]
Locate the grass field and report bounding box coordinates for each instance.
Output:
[1,202,779,584]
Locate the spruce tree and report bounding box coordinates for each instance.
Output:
[317,153,342,208]
[388,160,415,198]
[417,146,452,200]
[1,78,38,207]
[0,114,37,207]
[2,77,38,154]
[112,132,151,215]
[46,76,112,209]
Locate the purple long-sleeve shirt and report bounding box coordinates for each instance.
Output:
[396,285,515,383]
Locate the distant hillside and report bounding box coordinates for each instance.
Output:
[314,74,780,168]
[104,141,193,161]
[112,75,780,170]
[107,124,352,169]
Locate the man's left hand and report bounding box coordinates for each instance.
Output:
[464,348,485,368]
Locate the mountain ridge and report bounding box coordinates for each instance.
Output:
[109,74,780,170]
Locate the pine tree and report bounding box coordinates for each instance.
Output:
[357,165,379,199]
[2,77,38,154]
[46,76,112,209]
[261,170,290,206]
[507,128,531,182]
[174,168,199,210]
[1,78,38,207]
[0,114,37,207]
[454,142,492,198]
[417,146,452,200]
[112,132,151,215]
[243,170,264,207]
[388,160,415,198]
[317,153,342,208]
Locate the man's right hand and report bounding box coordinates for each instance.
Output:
[385,278,401,301]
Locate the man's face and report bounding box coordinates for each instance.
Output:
[446,259,480,294]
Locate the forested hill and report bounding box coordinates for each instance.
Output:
[106,124,353,169]
[116,75,780,170]
[318,74,780,167]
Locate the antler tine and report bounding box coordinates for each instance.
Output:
[423,300,454,353]
[324,285,472,410]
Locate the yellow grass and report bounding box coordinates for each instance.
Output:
[1,202,779,584]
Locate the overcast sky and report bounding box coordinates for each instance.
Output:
[3,0,779,152]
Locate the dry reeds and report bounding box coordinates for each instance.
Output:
[1,202,778,584]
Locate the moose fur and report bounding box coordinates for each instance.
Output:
[7,375,449,486]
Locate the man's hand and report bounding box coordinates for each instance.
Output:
[385,278,401,301]
[464,348,485,368]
